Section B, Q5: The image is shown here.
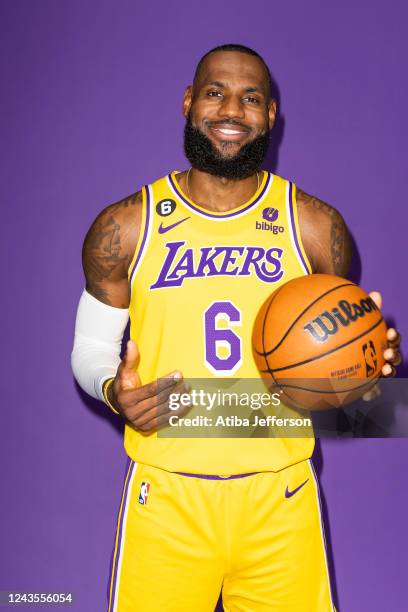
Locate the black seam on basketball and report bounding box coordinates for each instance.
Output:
[259,287,285,389]
[279,386,305,411]
[266,316,384,373]
[277,375,381,394]
[253,282,356,357]
[259,286,284,354]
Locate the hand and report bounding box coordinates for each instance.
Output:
[362,291,402,401]
[108,340,191,432]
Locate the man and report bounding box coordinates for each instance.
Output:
[71,44,401,611]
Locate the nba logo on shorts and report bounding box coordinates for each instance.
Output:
[139,482,150,505]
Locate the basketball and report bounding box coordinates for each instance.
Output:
[252,274,388,410]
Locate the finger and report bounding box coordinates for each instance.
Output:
[125,378,188,420]
[125,393,168,422]
[134,388,192,432]
[362,383,382,402]
[122,371,183,405]
[134,397,188,430]
[369,290,382,310]
[133,401,173,430]
[386,328,401,348]
[155,405,193,432]
[145,412,182,433]
[149,399,193,432]
[156,377,190,405]
[383,348,402,366]
[381,363,396,377]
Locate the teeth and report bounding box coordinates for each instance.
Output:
[218,128,243,135]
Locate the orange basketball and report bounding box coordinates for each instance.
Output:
[252,274,388,410]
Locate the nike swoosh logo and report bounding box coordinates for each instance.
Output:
[158,217,190,234]
[285,478,309,498]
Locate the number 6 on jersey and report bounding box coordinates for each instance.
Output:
[204,301,242,375]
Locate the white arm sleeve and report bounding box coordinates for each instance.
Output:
[71,290,130,401]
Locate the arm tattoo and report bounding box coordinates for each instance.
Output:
[84,215,127,302]
[83,191,142,305]
[297,187,352,276]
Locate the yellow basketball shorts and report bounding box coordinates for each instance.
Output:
[107,459,335,611]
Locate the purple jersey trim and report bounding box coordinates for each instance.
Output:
[168,172,271,219]
[175,471,258,480]
[288,181,310,274]
[129,186,151,287]
[108,458,135,612]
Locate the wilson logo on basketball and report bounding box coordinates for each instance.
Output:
[252,275,387,411]
[303,297,379,343]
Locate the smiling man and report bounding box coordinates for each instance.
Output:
[71,44,401,611]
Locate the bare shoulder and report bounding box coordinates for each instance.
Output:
[296,187,344,230]
[296,186,352,277]
[82,190,143,307]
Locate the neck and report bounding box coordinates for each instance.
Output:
[178,168,261,212]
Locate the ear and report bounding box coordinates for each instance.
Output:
[268,99,277,130]
[183,85,193,118]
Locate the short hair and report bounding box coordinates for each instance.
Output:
[193,43,274,99]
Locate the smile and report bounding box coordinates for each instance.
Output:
[213,128,246,135]
[209,125,250,141]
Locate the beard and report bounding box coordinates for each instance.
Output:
[183,114,270,180]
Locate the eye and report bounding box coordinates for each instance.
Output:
[207,90,223,98]
[243,96,260,104]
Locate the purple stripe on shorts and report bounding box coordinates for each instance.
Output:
[129,186,150,287]
[168,172,271,219]
[175,471,258,480]
[108,459,135,612]
[309,459,335,610]
[308,460,328,551]
[288,181,310,274]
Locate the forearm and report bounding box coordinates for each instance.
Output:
[71,290,129,401]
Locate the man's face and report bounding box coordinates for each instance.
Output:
[183,51,276,179]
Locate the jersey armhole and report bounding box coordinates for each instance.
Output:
[127,185,152,289]
[288,182,313,275]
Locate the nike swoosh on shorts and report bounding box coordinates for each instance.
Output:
[285,478,309,498]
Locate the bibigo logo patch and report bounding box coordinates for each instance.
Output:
[256,208,285,234]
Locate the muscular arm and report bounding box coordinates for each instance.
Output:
[77,188,187,426]
[82,190,142,307]
[296,187,353,278]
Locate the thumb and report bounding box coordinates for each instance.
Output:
[369,290,382,311]
[119,340,141,390]
[123,339,139,371]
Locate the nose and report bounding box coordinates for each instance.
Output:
[217,94,245,120]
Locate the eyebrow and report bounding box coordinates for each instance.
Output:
[206,81,264,95]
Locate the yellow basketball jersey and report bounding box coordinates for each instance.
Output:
[125,170,314,474]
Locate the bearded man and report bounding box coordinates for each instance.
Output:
[71,44,401,611]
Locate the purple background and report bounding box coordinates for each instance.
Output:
[1,1,407,610]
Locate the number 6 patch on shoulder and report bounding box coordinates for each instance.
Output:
[156,199,176,217]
